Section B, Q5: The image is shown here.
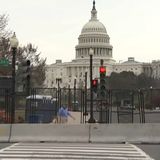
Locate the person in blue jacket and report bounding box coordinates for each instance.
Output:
[57,106,75,123]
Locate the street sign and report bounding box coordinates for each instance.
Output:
[0,58,9,66]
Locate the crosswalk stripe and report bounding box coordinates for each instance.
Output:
[0,142,153,160]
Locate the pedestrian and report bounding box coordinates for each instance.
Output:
[58,106,75,123]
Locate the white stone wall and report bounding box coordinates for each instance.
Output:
[151,60,160,79]
[45,59,144,89]
[112,63,143,76]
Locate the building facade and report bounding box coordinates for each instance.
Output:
[44,1,159,89]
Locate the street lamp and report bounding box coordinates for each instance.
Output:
[68,82,71,110]
[10,32,19,123]
[56,77,62,89]
[73,77,77,111]
[88,48,96,123]
[150,86,153,109]
[84,71,88,123]
[56,77,62,108]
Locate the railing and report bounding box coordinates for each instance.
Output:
[0,88,160,123]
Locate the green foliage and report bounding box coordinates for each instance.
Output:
[137,73,152,89]
[109,71,137,89]
[109,71,154,89]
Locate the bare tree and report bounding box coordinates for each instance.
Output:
[0,14,11,38]
[16,44,46,88]
[0,14,11,59]
[0,14,46,89]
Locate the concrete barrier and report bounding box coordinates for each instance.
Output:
[10,124,90,142]
[1,123,160,143]
[90,123,160,143]
[0,124,11,142]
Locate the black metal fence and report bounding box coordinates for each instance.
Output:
[0,87,160,124]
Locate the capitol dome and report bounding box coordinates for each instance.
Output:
[81,1,107,35]
[81,20,107,34]
[75,0,114,63]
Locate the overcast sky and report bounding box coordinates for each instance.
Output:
[0,0,160,64]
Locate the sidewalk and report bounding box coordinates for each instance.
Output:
[67,111,90,124]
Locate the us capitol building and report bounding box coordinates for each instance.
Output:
[44,1,160,88]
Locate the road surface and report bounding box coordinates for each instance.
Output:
[0,142,153,159]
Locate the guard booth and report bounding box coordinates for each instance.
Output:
[25,95,57,123]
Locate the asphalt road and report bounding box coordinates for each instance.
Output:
[0,143,13,149]
[137,144,160,160]
[0,142,153,159]
[0,143,155,160]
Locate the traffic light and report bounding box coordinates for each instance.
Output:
[92,79,98,93]
[26,60,31,80]
[21,60,31,80]
[99,66,106,99]
[20,60,31,94]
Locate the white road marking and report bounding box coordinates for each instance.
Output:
[0,142,153,160]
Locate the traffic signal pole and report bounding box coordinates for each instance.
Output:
[26,60,31,96]
[100,59,103,66]
[88,51,96,123]
[99,59,110,123]
[99,60,106,99]
[21,60,31,95]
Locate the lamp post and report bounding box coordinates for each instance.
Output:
[56,77,62,108]
[73,77,77,111]
[88,48,96,123]
[84,71,88,123]
[10,32,19,123]
[56,78,62,89]
[68,82,71,110]
[150,86,153,109]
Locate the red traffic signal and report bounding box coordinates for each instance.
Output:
[92,79,98,86]
[92,79,98,93]
[99,66,106,73]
